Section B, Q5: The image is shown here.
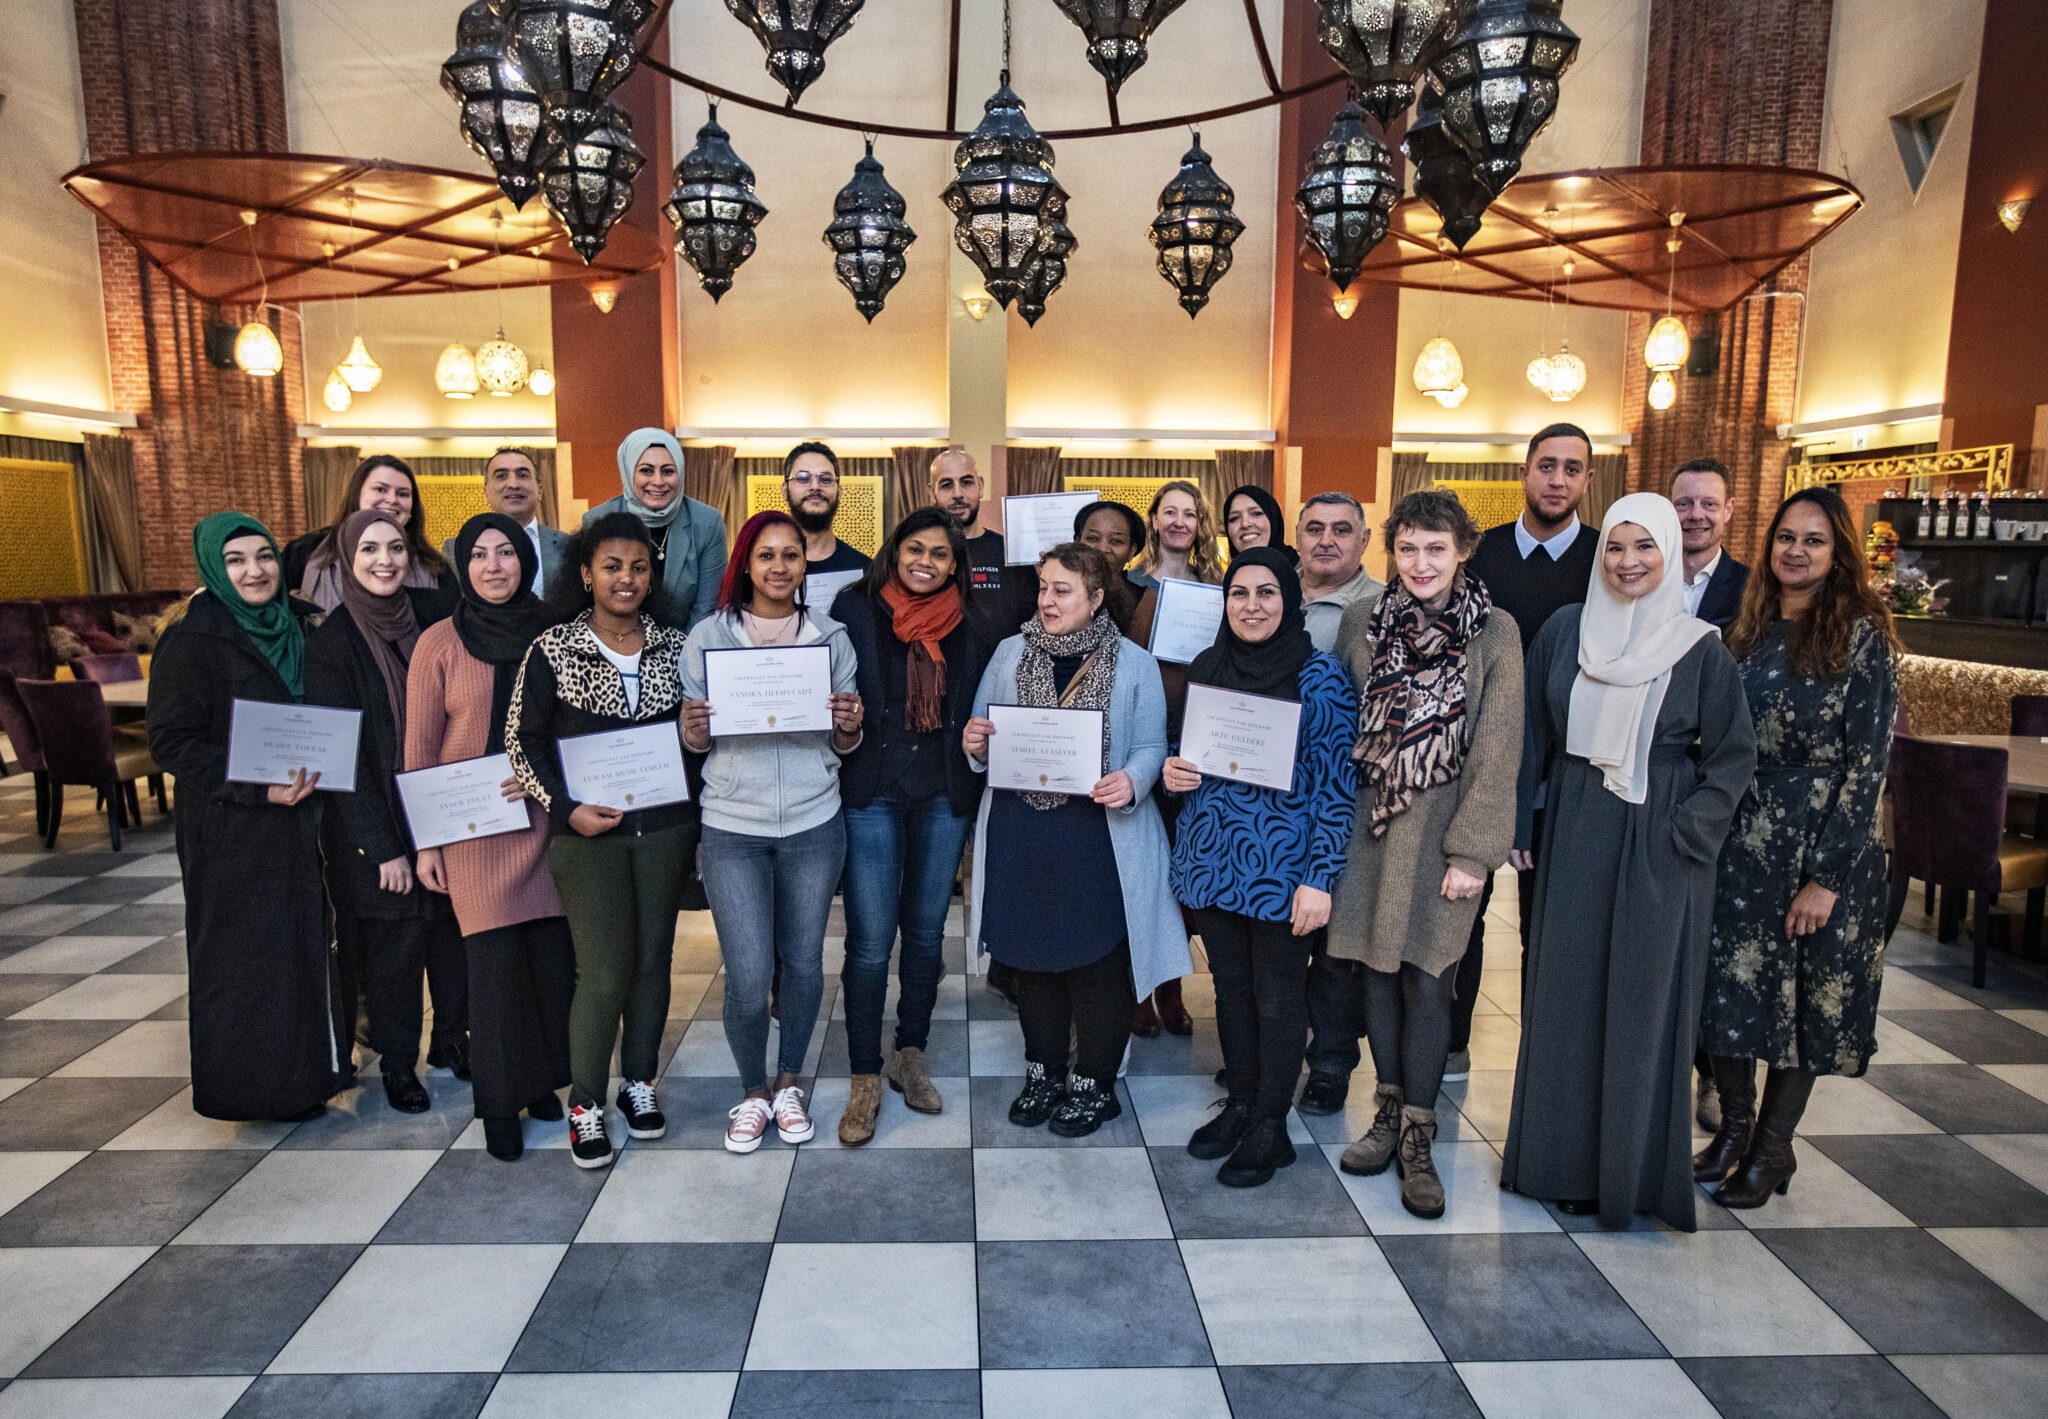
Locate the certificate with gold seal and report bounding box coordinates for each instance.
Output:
[1179,683,1302,793]
[395,754,531,849]
[985,704,1105,796]
[557,723,691,812]
[702,644,833,736]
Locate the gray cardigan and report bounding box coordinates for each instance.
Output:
[584,493,728,631]
[964,634,1194,1000]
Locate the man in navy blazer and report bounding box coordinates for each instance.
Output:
[1672,457,1750,630]
[440,446,574,596]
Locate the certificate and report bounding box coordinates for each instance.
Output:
[702,644,833,735]
[986,703,1105,796]
[226,699,361,792]
[557,723,690,812]
[395,754,531,849]
[1002,490,1099,566]
[1146,577,1225,664]
[804,568,863,612]
[1180,683,1303,793]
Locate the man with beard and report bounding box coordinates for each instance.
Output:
[784,441,871,577]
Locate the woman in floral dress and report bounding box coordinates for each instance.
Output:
[1697,487,1902,1210]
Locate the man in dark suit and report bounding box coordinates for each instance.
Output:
[440,445,573,596]
[1672,457,1750,630]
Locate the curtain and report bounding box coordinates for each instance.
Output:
[302,445,360,533]
[1395,455,1627,527]
[80,433,144,592]
[1391,453,1439,503]
[683,444,741,543]
[888,445,939,532]
[1006,445,1064,498]
[1210,448,1274,519]
[1581,454,1627,528]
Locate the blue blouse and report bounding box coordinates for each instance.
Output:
[1170,652,1360,922]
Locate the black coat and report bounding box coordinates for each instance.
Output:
[304,587,456,919]
[1695,553,1750,630]
[831,585,993,817]
[147,591,349,1121]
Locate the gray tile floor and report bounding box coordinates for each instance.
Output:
[0,769,2046,1418]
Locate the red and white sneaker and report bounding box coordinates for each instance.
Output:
[772,1084,815,1144]
[726,1095,773,1154]
[568,1103,613,1169]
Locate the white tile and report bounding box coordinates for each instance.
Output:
[1890,1355,2048,1419]
[100,1088,298,1151]
[100,855,186,878]
[968,1019,1028,1075]
[10,974,186,1020]
[744,1243,979,1370]
[1440,1069,1515,1142]
[1931,1227,2048,1320]
[1464,1013,1522,1070]
[1574,1230,1870,1356]
[0,903,119,937]
[1181,1237,1443,1365]
[981,1368,1231,1419]
[1999,1009,2048,1037]
[1961,1133,2048,1192]
[1984,1064,2048,1105]
[1794,1075,1942,1135]
[0,1377,253,1419]
[1456,1360,1720,1419]
[1732,1139,1915,1229]
[0,1078,32,1105]
[1878,966,1979,1009]
[51,1021,189,1076]
[1124,1074,1313,1148]
[173,1149,440,1244]
[268,1243,564,1373]
[663,1019,746,1077]
[1323,1140,1559,1235]
[0,1246,155,1377]
[809,1074,972,1148]
[480,1373,739,1419]
[576,1148,793,1243]
[972,1148,1172,1241]
[1871,1014,1964,1064]
[0,1151,87,1215]
[0,936,159,974]
[132,883,184,907]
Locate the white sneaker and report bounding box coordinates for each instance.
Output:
[772,1084,815,1144]
[726,1096,773,1154]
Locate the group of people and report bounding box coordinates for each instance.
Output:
[152,420,1900,1228]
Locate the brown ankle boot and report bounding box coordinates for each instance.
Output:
[1339,1083,1405,1176]
[1395,1105,1444,1219]
[1154,978,1194,1036]
[1714,1066,1814,1209]
[887,1046,943,1114]
[839,1074,882,1147]
[1130,996,1163,1039]
[1693,1055,1757,1183]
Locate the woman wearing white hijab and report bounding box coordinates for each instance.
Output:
[1500,492,1756,1231]
[580,427,729,631]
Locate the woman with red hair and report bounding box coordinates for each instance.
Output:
[682,511,865,1152]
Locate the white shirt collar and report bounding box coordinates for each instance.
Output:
[1514,514,1581,561]
[1681,549,1723,617]
[1684,549,1723,589]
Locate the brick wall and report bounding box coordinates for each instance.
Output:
[72,0,305,589]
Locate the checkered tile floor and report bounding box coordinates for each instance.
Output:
[1,769,2047,1418]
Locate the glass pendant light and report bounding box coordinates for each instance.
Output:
[437,343,480,398]
[1644,214,1690,372]
[1648,368,1677,410]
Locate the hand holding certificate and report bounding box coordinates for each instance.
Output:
[1001,490,1099,566]
[226,699,362,792]
[1178,683,1303,793]
[558,723,691,812]
[396,754,531,849]
[803,568,862,613]
[1146,577,1225,664]
[984,703,1105,796]
[701,644,833,735]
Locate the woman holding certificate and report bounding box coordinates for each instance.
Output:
[1326,492,1523,1220]
[963,543,1191,1137]
[1163,548,1359,1188]
[406,513,574,1161]
[1501,493,1756,1231]
[681,511,864,1154]
[509,512,698,1169]
[306,510,466,1118]
[150,513,349,1123]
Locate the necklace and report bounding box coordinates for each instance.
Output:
[592,616,642,647]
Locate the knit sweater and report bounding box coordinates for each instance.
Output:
[404,620,564,936]
[1465,519,1597,653]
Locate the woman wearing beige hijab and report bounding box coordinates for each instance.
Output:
[1500,493,1756,1231]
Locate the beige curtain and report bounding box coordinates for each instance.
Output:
[80,433,144,592]
[302,445,360,533]
[1006,445,1064,498]
[1210,448,1274,518]
[1391,453,1440,503]
[888,445,939,532]
[1581,454,1627,528]
[683,444,741,543]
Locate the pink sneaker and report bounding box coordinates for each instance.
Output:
[772,1084,815,1144]
[726,1095,773,1154]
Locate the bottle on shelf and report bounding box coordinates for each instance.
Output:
[1974,489,1994,538]
[1934,491,1953,538]
[1917,492,1934,538]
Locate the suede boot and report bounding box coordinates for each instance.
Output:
[1339,1083,1406,1176]
[1395,1105,1444,1219]
[839,1073,883,1147]
[888,1046,943,1114]
[1693,1055,1757,1183]
[1714,1065,1814,1209]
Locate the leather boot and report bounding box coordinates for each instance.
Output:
[1217,1115,1296,1188]
[839,1073,883,1147]
[1714,1065,1814,1209]
[381,1061,429,1114]
[1339,1083,1406,1176]
[1395,1106,1445,1219]
[482,1116,523,1161]
[1153,978,1194,1036]
[1692,1055,1757,1183]
[1130,995,1163,1039]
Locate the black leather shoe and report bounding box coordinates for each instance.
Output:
[381,1062,430,1113]
[1187,1096,1258,1160]
[1296,1073,1349,1116]
[1555,1197,1599,1215]
[425,1038,472,1081]
[525,1091,565,1122]
[1217,1116,1296,1188]
[482,1116,524,1161]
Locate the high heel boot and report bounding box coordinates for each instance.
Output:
[1692,1055,1756,1183]
[1713,1065,1814,1209]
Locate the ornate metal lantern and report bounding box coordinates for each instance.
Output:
[1313,0,1461,128]
[476,330,531,395]
[942,84,1060,310]
[1149,135,1244,319]
[1016,209,1076,328]
[1403,81,1494,250]
[540,102,644,264]
[823,140,916,322]
[1428,0,1580,196]
[662,105,770,302]
[442,1,559,209]
[501,0,654,151]
[1295,94,1399,292]
[723,0,867,104]
[1052,0,1188,94]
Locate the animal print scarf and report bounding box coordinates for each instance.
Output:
[1014,608,1121,811]
[1354,570,1490,838]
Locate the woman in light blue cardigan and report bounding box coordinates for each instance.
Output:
[964,542,1192,1137]
[583,428,728,632]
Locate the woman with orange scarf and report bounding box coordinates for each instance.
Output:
[828,508,995,1144]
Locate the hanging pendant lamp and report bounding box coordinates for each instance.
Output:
[1412,336,1464,403]
[542,102,644,264]
[437,343,480,398]
[724,0,867,104]
[1314,0,1461,128]
[442,0,559,210]
[528,366,556,396]
[323,367,352,413]
[1149,135,1244,318]
[1016,211,1076,329]
[1053,0,1189,94]
[824,139,917,322]
[1648,369,1677,410]
[663,103,770,301]
[1404,82,1494,250]
[500,0,653,151]
[943,78,1060,311]
[337,335,383,394]
[1428,0,1580,196]
[477,331,530,395]
[1295,93,1399,292]
[1644,215,1691,372]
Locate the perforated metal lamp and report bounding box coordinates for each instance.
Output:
[1052,0,1189,94]
[1404,82,1494,250]
[1313,0,1461,128]
[542,102,644,264]
[723,0,867,104]
[500,0,653,151]
[1016,211,1076,329]
[663,104,770,301]
[1412,335,1465,401]
[823,140,917,322]
[476,330,531,395]
[942,84,1061,310]
[1428,0,1580,196]
[441,0,559,209]
[323,367,352,413]
[1295,94,1400,292]
[1149,136,1244,319]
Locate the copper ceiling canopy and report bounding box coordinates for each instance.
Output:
[1351,164,1862,314]
[62,151,665,305]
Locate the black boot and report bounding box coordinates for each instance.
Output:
[1217,1116,1296,1188]
[1714,1065,1814,1209]
[482,1116,524,1161]
[1693,1055,1757,1183]
[381,1061,430,1113]
[1048,1075,1122,1138]
[1187,1096,1258,1160]
[425,1036,471,1080]
[1008,1062,1064,1127]
[525,1091,564,1122]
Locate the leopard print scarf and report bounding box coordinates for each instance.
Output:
[1014,609,1122,811]
[1354,570,1490,837]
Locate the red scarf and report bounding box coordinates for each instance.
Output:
[880,577,963,733]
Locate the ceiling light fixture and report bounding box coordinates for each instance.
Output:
[1648,368,1677,410]
[1297,92,1399,292]
[664,101,770,301]
[962,291,993,320]
[323,367,352,412]
[527,366,556,396]
[590,286,619,313]
[1150,133,1244,318]
[824,137,917,322]
[1999,198,2032,233]
[437,342,480,398]
[231,210,284,377]
[1644,212,1690,372]
[1332,289,1360,319]
[335,196,383,392]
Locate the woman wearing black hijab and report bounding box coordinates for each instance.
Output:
[1223,485,1299,568]
[406,514,574,1160]
[306,509,466,1115]
[1163,547,1360,1186]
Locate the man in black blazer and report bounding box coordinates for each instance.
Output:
[1672,457,1750,630]
[440,446,573,596]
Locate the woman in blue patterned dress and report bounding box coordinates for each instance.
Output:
[1165,548,1359,1188]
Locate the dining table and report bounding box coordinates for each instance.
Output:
[1943,734,2048,793]
[98,679,149,710]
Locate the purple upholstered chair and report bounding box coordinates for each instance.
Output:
[74,652,143,684]
[16,678,164,850]
[0,670,50,835]
[1888,734,2048,987]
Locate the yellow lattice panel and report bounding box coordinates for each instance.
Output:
[1434,479,1526,530]
[1061,475,1174,523]
[416,475,493,554]
[0,458,89,598]
[744,474,883,557]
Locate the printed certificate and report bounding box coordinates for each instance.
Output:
[986,703,1105,797]
[395,754,532,849]
[225,699,362,792]
[1146,577,1225,664]
[702,644,834,735]
[1179,683,1303,793]
[1002,490,1099,566]
[557,723,691,812]
[804,568,863,613]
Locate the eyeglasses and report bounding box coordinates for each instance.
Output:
[786,473,839,489]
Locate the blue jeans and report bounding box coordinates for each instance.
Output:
[841,792,972,1075]
[702,817,846,1091]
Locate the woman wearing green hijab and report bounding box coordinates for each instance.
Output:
[579,427,728,631]
[149,513,349,1122]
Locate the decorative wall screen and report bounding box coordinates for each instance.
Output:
[0,458,91,598]
[415,475,495,555]
[743,475,884,557]
[1434,479,1527,530]
[1061,475,1173,524]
